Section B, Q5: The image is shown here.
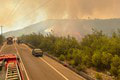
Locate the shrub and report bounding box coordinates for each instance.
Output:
[59,54,65,61]
[66,53,72,60]
[110,55,120,76]
[92,51,102,69]
[69,60,74,65]
[76,64,85,71]
[95,73,103,80]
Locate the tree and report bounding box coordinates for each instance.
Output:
[92,51,102,69]
[66,53,72,60]
[101,52,112,69]
[82,55,92,67]
[59,54,65,61]
[73,49,83,66]
[110,55,120,76]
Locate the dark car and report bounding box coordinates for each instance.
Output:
[32,49,43,57]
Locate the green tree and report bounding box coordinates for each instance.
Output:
[59,54,65,61]
[110,55,120,76]
[92,51,102,69]
[82,55,92,67]
[101,52,112,69]
[73,49,83,66]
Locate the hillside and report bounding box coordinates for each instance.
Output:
[3,19,120,39]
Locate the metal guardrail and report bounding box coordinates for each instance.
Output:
[25,43,35,49]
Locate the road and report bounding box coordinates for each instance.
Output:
[1,43,85,80]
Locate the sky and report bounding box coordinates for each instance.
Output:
[0,0,120,33]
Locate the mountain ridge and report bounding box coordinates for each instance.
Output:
[3,19,120,39]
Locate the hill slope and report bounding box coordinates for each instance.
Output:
[4,19,120,39]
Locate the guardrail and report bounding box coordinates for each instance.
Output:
[25,43,95,80]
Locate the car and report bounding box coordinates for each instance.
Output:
[32,49,43,57]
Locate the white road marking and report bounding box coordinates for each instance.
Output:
[14,43,30,80]
[0,43,6,52]
[40,58,69,80]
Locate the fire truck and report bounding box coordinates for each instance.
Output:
[6,37,13,45]
[0,54,24,80]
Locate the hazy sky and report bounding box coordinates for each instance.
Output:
[0,0,120,32]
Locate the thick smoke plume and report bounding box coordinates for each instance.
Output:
[45,0,120,19]
[0,0,120,32]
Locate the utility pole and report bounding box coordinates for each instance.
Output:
[1,26,2,36]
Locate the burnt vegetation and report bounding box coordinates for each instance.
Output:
[20,29,120,79]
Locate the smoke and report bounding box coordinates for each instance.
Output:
[45,0,120,19]
[41,0,120,39]
[0,0,120,32]
[44,20,93,40]
[13,0,120,25]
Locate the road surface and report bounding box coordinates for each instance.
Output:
[1,43,85,80]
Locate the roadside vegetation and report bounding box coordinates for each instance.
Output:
[20,29,120,79]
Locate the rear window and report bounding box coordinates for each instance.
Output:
[34,49,42,52]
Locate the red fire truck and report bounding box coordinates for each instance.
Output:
[0,54,24,80]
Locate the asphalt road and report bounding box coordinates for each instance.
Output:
[1,43,85,80]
